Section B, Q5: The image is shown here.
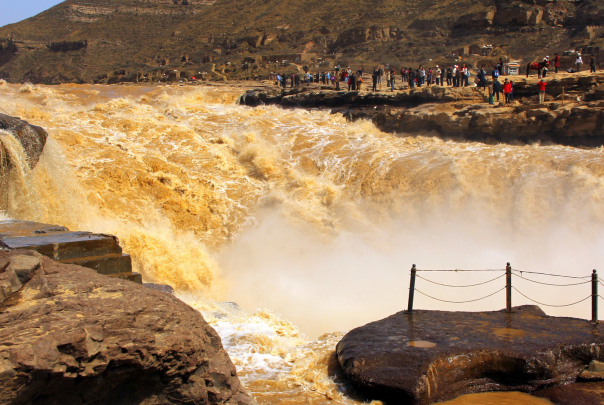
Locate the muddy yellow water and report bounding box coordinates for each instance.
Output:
[493,328,527,338]
[409,340,437,348]
[1,81,602,404]
[436,392,553,404]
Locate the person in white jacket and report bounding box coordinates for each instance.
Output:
[576,53,583,72]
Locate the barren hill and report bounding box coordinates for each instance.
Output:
[0,0,603,83]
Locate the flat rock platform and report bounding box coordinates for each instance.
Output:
[336,306,604,405]
[0,220,141,283]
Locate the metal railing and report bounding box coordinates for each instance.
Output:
[407,263,600,322]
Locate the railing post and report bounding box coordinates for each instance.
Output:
[506,262,512,313]
[408,264,417,313]
[593,269,598,323]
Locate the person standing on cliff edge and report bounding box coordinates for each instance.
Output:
[503,78,512,104]
[492,78,502,102]
[372,68,378,92]
[591,55,597,73]
[538,79,547,104]
[576,53,583,72]
[554,53,560,74]
[477,65,487,88]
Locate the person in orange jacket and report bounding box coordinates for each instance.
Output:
[503,78,513,104]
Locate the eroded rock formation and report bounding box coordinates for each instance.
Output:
[0,113,48,169]
[336,306,604,405]
[0,249,255,405]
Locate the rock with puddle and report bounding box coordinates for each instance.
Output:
[337,305,604,405]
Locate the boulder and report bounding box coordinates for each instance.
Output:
[0,113,48,169]
[337,306,604,405]
[0,249,255,405]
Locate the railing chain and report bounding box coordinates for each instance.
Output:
[416,273,505,288]
[415,287,506,304]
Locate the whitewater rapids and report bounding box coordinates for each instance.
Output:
[1,81,603,404]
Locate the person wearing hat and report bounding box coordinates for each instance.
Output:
[503,78,513,104]
[538,79,547,103]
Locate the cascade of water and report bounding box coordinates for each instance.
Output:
[0,130,35,218]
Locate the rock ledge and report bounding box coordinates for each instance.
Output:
[337,306,604,405]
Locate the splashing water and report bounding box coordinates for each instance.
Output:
[1,82,600,404]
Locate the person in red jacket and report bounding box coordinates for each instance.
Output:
[503,78,513,104]
[554,53,560,74]
[538,79,547,103]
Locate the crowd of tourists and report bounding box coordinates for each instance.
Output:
[271,53,598,104]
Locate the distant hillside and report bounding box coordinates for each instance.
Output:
[0,0,603,83]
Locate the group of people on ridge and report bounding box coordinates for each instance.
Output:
[272,52,598,105]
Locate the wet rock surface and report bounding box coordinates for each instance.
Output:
[535,381,604,405]
[144,282,175,294]
[336,306,604,405]
[0,113,48,169]
[0,249,255,405]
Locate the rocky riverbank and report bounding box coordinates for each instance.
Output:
[239,72,604,146]
[0,249,255,405]
[336,306,604,405]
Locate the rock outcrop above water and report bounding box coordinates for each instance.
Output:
[345,100,604,146]
[239,85,469,108]
[0,249,255,405]
[240,73,604,146]
[0,113,48,169]
[336,306,604,405]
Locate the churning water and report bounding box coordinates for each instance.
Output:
[2,81,603,404]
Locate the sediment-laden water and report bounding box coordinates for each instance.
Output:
[2,81,603,404]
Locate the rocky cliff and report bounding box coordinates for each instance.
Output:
[240,73,604,146]
[0,0,603,83]
[0,249,255,405]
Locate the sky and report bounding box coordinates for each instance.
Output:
[0,0,63,27]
